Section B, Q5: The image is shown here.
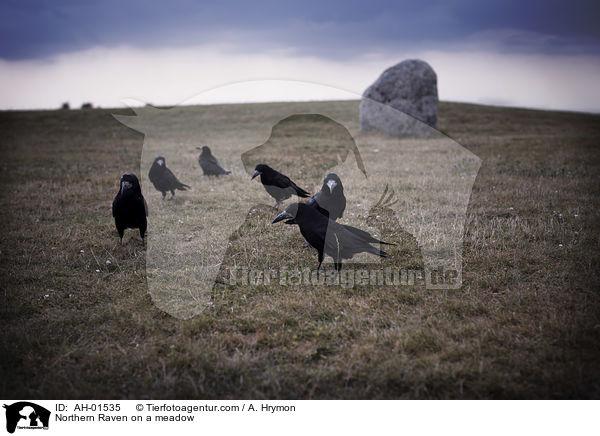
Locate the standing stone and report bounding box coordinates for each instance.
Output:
[360,59,438,137]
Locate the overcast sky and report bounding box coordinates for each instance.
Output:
[1,0,599,111]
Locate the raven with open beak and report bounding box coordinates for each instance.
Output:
[272,203,392,272]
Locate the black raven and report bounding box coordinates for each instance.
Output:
[112,173,148,244]
[272,203,392,272]
[251,164,310,208]
[148,156,190,199]
[197,146,231,176]
[306,172,346,220]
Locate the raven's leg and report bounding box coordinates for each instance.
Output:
[118,228,124,245]
[161,191,166,200]
[139,217,148,241]
[273,199,280,209]
[169,190,175,200]
[139,220,147,245]
[316,251,324,277]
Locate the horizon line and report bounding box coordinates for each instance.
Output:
[2,98,599,115]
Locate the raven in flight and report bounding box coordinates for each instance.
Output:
[112,173,148,244]
[197,146,231,176]
[306,172,346,221]
[148,156,190,199]
[272,202,392,272]
[251,164,310,208]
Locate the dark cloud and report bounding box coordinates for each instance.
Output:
[1,0,599,59]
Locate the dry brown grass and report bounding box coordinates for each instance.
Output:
[0,101,599,399]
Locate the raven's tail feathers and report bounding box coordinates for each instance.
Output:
[295,186,311,198]
[364,243,389,258]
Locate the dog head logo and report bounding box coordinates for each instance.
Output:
[3,402,50,433]
[241,113,367,181]
[115,80,481,319]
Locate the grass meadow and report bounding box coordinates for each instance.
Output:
[0,100,599,399]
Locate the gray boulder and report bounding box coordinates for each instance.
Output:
[360,59,438,137]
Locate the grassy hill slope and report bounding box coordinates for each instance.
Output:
[0,101,599,399]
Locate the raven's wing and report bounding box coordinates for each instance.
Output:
[337,194,346,218]
[306,191,322,210]
[270,172,310,197]
[306,190,321,208]
[268,171,294,189]
[306,191,331,218]
[324,221,389,260]
[204,154,220,166]
[298,216,328,252]
[289,180,310,198]
[200,155,229,174]
[342,224,394,245]
[164,167,190,189]
[143,197,148,216]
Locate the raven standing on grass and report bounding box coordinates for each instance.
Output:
[148,156,190,199]
[197,146,231,176]
[251,164,310,208]
[306,172,346,220]
[112,173,148,244]
[272,203,392,272]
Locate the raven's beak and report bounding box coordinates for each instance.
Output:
[120,181,132,194]
[157,160,164,166]
[327,179,337,193]
[251,170,260,180]
[272,211,293,224]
